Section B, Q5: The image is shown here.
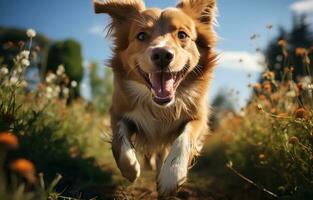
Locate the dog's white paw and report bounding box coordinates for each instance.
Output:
[118,145,140,182]
[116,122,141,182]
[157,132,190,196]
[157,159,187,196]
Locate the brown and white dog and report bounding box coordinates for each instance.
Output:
[94,0,217,196]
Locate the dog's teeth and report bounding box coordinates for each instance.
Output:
[149,73,152,79]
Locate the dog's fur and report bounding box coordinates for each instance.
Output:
[94,0,217,196]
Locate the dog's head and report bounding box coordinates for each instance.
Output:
[94,0,217,106]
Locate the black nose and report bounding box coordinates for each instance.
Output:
[151,48,174,68]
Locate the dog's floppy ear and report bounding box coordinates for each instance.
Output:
[176,0,216,25]
[94,0,145,21]
[93,0,145,49]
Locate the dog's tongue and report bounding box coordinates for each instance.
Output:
[150,72,174,99]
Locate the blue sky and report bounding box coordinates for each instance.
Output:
[1,0,312,108]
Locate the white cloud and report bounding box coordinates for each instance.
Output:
[218,51,264,72]
[290,0,313,14]
[88,24,105,36]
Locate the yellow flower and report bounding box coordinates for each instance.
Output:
[0,132,18,149]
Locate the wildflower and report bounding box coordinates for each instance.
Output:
[294,108,309,119]
[62,87,70,96]
[21,59,30,67]
[0,132,18,149]
[0,67,9,75]
[56,64,65,76]
[26,29,36,38]
[295,48,308,57]
[20,50,30,59]
[71,80,77,88]
[277,39,287,47]
[20,80,28,88]
[288,136,299,145]
[259,154,266,160]
[9,76,18,85]
[18,41,25,49]
[10,159,36,183]
[54,86,61,97]
[45,73,56,83]
[262,71,275,80]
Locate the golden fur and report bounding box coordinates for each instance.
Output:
[94,0,217,196]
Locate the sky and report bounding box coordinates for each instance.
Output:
[1,0,313,108]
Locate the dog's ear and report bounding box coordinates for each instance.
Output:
[93,0,145,49]
[176,0,216,25]
[94,0,145,21]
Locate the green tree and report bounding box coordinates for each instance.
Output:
[46,39,83,96]
[89,62,113,113]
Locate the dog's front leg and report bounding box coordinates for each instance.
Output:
[111,119,140,182]
[157,120,205,196]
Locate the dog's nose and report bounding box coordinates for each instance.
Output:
[151,48,174,68]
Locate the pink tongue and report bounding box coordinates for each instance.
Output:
[150,72,174,98]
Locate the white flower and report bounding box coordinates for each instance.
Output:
[71,80,77,88]
[9,77,18,85]
[20,50,30,59]
[53,86,61,97]
[21,59,30,67]
[56,64,65,75]
[17,67,23,73]
[0,67,9,75]
[20,80,28,88]
[46,87,53,98]
[45,73,56,83]
[62,87,69,96]
[26,29,36,38]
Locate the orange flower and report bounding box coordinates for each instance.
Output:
[0,132,18,149]
[10,159,36,183]
[294,108,309,119]
[295,48,308,57]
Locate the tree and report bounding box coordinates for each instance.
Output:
[265,14,313,82]
[89,62,113,113]
[46,39,83,96]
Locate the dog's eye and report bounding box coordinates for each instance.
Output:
[137,32,148,42]
[178,31,188,40]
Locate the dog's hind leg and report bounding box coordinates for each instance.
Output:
[111,119,140,182]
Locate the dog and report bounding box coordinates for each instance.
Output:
[94,0,217,197]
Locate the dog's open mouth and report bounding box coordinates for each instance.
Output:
[137,65,188,105]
